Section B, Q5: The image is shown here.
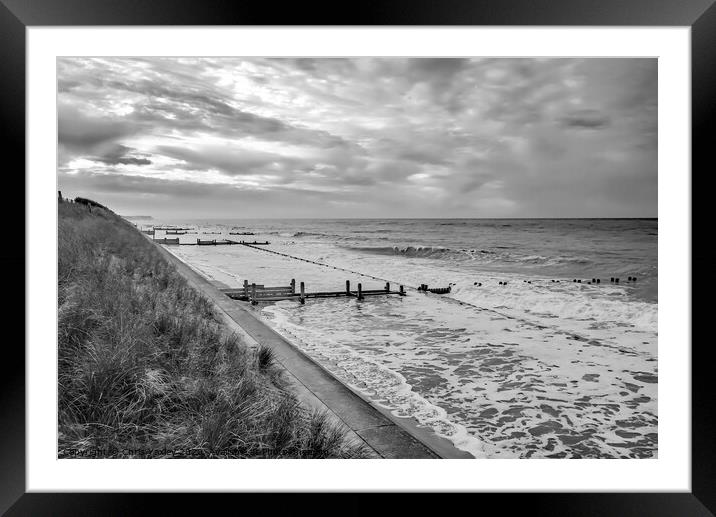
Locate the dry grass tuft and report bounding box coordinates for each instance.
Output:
[58,201,370,459]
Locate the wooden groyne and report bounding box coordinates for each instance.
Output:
[235,240,270,245]
[418,284,452,294]
[193,239,270,246]
[225,241,445,295]
[221,279,406,305]
[153,238,271,247]
[159,235,475,299]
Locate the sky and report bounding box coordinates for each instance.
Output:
[57,57,657,219]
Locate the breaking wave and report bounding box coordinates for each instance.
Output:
[348,245,593,266]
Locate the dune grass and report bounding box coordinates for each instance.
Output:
[57,200,370,458]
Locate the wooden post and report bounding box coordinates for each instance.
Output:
[291,279,296,294]
[58,190,63,203]
[251,283,257,302]
[300,282,305,304]
[357,283,363,300]
[399,285,405,295]
[243,279,249,297]
[385,282,390,292]
[346,280,351,295]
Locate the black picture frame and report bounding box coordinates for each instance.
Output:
[3,0,711,514]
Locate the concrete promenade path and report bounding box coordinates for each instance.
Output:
[151,240,471,459]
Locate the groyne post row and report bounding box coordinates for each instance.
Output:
[222,279,406,305]
[572,277,637,284]
[151,238,270,246]
[417,284,452,294]
[216,241,450,297]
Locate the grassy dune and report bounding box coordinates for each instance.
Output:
[58,200,369,458]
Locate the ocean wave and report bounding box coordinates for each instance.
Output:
[450,283,658,332]
[349,245,456,259]
[518,254,592,265]
[292,231,344,239]
[348,245,593,267]
[262,305,487,458]
[264,230,346,239]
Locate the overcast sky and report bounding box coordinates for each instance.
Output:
[57,57,657,219]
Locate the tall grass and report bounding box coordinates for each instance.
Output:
[58,201,369,458]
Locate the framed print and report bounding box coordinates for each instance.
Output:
[4,0,712,513]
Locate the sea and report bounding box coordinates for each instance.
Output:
[144,218,658,459]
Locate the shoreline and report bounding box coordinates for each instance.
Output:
[152,238,473,459]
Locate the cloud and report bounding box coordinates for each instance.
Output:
[58,103,138,151]
[95,144,152,166]
[155,145,298,176]
[560,109,611,129]
[57,169,372,218]
[57,57,658,218]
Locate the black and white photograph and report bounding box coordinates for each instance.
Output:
[56,56,659,460]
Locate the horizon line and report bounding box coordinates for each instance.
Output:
[123,216,658,220]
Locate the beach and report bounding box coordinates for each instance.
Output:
[149,218,658,459]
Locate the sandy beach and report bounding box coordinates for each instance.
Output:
[153,235,472,458]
